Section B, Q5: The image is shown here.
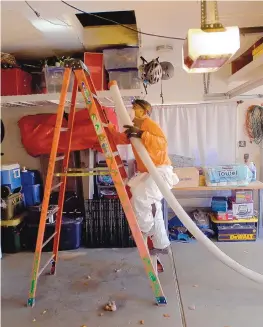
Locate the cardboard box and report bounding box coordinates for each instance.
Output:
[232,202,254,219]
[216,211,233,221]
[235,191,253,204]
[173,167,199,188]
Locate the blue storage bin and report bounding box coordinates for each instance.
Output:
[21,169,41,186]
[23,184,42,207]
[1,164,21,196]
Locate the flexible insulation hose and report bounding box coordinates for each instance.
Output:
[109,81,263,284]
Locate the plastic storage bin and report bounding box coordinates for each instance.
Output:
[103,47,139,70]
[108,69,140,89]
[24,217,83,252]
[1,164,21,196]
[1,215,25,253]
[26,204,58,224]
[84,52,107,91]
[44,66,74,93]
[1,192,25,220]
[23,184,42,207]
[21,169,42,186]
[1,68,32,96]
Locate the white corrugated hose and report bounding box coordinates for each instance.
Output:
[109,81,263,284]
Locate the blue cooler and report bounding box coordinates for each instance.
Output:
[1,164,21,197]
[23,184,42,207]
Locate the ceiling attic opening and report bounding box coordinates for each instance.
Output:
[76,10,139,50]
[76,10,137,27]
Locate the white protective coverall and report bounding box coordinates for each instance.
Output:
[108,116,179,249]
[128,166,178,249]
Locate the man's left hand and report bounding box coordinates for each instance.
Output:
[123,125,143,139]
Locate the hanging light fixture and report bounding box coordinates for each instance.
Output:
[183,0,240,73]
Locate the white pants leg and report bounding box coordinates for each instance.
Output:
[128,166,179,250]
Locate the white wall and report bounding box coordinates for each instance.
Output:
[1,106,59,170]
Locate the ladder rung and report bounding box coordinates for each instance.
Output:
[37,254,55,278]
[55,156,65,162]
[42,232,57,249]
[92,93,98,99]
[47,206,59,217]
[51,182,63,191]
[60,127,69,132]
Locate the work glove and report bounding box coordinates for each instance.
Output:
[123,125,144,139]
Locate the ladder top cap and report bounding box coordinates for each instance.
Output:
[109,80,117,88]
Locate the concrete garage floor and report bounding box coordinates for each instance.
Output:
[1,242,263,327]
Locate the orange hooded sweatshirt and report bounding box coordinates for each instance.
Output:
[108,117,171,173]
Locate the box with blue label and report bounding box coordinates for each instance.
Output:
[1,164,21,196]
[23,184,42,207]
[204,164,252,187]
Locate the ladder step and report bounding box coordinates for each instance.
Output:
[47,205,59,216]
[51,182,63,191]
[60,127,69,132]
[55,156,65,162]
[37,254,55,278]
[42,232,57,249]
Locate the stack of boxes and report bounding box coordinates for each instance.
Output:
[211,191,257,242]
[103,47,140,89]
[211,196,233,221]
[1,164,25,253]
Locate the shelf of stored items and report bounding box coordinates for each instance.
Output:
[228,55,263,85]
[0,89,143,108]
[172,181,263,237]
[173,181,263,191]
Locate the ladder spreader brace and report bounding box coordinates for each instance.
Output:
[27,59,167,307]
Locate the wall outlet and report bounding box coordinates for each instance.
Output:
[244,153,249,161]
[239,141,246,147]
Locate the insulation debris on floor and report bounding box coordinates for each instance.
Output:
[1,242,263,327]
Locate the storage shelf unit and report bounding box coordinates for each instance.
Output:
[1,89,143,108]
[173,181,263,191]
[171,181,263,237]
[228,55,263,84]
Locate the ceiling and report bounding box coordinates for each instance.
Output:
[1,1,263,59]
[1,1,263,101]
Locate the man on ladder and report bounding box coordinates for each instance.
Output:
[108,99,179,262]
[27,60,174,307]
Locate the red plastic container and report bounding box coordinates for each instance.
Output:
[1,68,32,96]
[84,52,107,91]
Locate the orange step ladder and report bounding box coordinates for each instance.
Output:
[27,59,167,307]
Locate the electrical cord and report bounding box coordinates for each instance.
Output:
[25,1,86,50]
[25,1,70,27]
[61,0,185,41]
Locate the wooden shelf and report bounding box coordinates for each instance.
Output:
[173,181,263,191]
[228,55,263,84]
